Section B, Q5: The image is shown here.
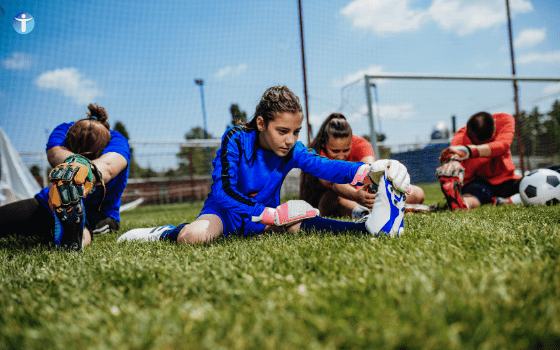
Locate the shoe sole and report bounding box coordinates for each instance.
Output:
[54,201,85,251]
[440,179,468,211]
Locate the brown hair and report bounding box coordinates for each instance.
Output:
[300,113,353,206]
[242,86,302,130]
[466,111,495,143]
[308,113,352,154]
[66,104,111,160]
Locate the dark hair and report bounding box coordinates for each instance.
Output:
[308,113,352,154]
[300,113,353,206]
[66,104,112,160]
[466,111,495,143]
[242,86,302,130]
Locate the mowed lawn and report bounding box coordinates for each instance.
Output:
[1,183,559,349]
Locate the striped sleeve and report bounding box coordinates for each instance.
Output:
[211,128,266,218]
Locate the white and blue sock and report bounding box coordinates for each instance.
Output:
[159,223,188,242]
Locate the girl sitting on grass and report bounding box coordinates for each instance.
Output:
[300,113,424,219]
[118,86,411,244]
[0,104,130,250]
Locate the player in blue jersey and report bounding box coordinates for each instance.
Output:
[118,86,411,244]
[0,104,130,250]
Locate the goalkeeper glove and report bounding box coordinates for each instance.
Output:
[439,145,479,164]
[252,200,320,226]
[351,160,411,195]
[48,154,101,211]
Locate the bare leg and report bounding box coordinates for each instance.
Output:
[177,214,224,244]
[406,185,425,205]
[464,194,481,210]
[83,228,92,246]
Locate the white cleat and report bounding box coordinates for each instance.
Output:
[365,173,406,238]
[116,225,175,243]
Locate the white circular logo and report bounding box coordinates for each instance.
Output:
[13,12,35,34]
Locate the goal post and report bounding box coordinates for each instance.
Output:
[364,73,560,174]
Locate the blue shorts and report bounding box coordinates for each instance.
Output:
[198,195,266,237]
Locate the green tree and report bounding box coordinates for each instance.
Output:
[176,127,218,176]
[229,104,247,127]
[544,100,560,159]
[113,121,145,178]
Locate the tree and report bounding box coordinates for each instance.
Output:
[176,127,218,176]
[113,120,145,178]
[229,104,247,127]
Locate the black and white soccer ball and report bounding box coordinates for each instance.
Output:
[519,168,560,206]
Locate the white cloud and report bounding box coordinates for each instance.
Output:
[35,68,101,105]
[429,0,532,36]
[215,64,247,79]
[333,65,386,87]
[340,103,417,123]
[341,0,429,34]
[342,0,533,36]
[517,50,560,64]
[378,103,417,120]
[514,28,545,49]
[2,52,33,70]
[543,83,560,96]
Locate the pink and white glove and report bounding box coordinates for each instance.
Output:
[351,160,411,195]
[252,200,320,226]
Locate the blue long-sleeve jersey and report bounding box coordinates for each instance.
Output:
[210,126,364,219]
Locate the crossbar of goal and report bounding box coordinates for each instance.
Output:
[363,73,560,170]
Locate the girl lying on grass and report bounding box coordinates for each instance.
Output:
[117,86,410,245]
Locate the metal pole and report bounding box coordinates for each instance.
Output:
[298,0,312,144]
[195,79,212,177]
[505,0,525,174]
[365,76,379,158]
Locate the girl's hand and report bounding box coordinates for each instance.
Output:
[354,185,375,209]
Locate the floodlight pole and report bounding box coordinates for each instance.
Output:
[298,0,312,144]
[195,79,212,177]
[365,76,379,158]
[505,0,525,174]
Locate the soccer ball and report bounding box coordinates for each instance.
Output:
[519,168,560,206]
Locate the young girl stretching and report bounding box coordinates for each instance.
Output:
[118,86,411,244]
[300,113,425,219]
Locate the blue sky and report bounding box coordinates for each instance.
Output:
[2,0,560,169]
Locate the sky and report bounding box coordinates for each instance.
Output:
[1,0,560,170]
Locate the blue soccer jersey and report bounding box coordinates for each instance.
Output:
[35,122,131,223]
[203,126,363,236]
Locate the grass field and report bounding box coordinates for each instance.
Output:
[1,183,559,349]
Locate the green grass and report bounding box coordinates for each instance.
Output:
[1,185,560,349]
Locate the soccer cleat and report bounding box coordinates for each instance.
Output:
[351,204,371,220]
[53,199,86,251]
[440,177,469,211]
[492,197,513,206]
[116,225,175,243]
[365,172,406,238]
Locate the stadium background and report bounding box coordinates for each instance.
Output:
[2,0,560,205]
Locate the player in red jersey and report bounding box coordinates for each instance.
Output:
[437,112,521,210]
